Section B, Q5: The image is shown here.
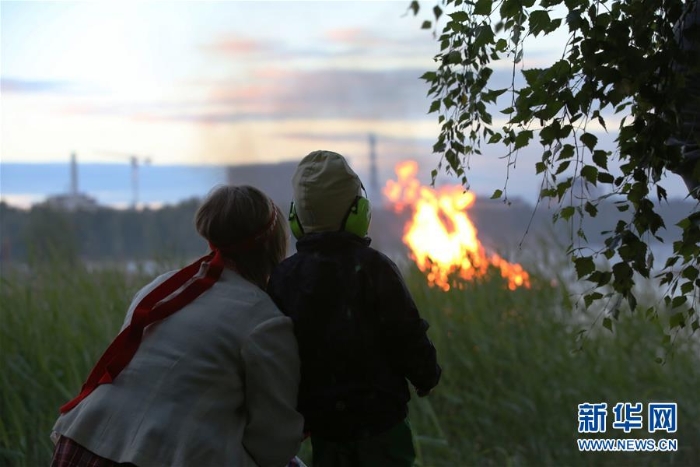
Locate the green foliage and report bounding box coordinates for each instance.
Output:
[21,206,80,266]
[413,0,700,333]
[0,199,205,263]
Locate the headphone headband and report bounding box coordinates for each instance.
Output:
[289,191,371,239]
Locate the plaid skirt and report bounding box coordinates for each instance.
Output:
[51,436,137,467]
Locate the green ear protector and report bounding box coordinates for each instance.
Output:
[288,186,372,239]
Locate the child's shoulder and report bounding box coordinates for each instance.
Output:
[359,244,398,266]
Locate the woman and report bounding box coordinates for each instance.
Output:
[51,185,304,467]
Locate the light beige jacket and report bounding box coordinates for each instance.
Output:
[53,267,304,467]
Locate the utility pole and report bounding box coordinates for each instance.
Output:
[368,133,379,200]
[94,150,151,209]
[130,156,140,210]
[70,151,78,196]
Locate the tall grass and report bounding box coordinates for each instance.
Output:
[1,253,698,466]
[404,264,700,466]
[0,259,154,466]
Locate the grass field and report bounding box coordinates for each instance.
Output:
[1,254,698,466]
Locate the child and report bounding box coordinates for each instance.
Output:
[268,150,442,467]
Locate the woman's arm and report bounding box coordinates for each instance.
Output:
[241,309,304,467]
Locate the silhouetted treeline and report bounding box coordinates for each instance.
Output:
[1,195,696,265]
[0,199,207,263]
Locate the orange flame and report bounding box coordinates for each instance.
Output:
[383,161,531,291]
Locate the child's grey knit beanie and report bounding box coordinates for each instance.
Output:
[292,150,362,233]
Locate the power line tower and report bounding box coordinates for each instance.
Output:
[368,133,379,200]
[70,151,79,196]
[93,150,152,209]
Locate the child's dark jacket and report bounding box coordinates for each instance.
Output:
[268,231,441,441]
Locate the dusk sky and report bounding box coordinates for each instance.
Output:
[0,1,692,208]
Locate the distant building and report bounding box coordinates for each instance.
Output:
[43,151,100,212]
[226,161,298,211]
[44,192,99,212]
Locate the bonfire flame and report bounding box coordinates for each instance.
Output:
[383,161,531,291]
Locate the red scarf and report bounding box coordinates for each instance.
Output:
[60,210,278,414]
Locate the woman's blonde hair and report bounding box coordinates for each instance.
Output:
[194,185,287,288]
